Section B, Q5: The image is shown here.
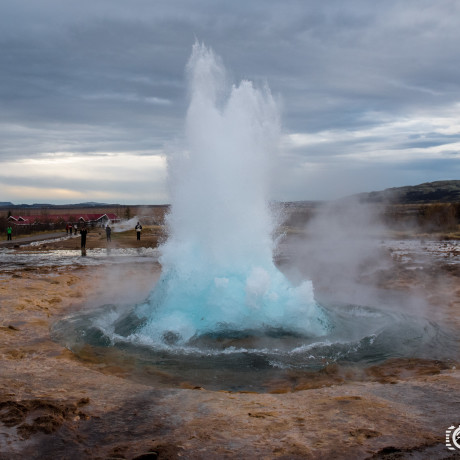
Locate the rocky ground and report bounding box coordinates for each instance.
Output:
[0,232,459,459]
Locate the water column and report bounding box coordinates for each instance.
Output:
[135,43,328,345]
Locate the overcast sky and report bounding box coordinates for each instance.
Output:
[1,0,459,204]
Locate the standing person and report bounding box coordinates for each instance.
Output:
[69,224,73,235]
[135,222,142,241]
[80,225,88,256]
[6,226,12,240]
[105,224,111,242]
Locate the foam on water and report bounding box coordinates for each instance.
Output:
[52,298,456,391]
[130,43,328,345]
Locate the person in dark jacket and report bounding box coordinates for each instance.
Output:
[135,222,142,241]
[106,224,112,242]
[80,226,88,256]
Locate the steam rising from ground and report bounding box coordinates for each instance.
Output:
[134,43,328,344]
[112,217,140,233]
[296,199,389,289]
[285,198,430,315]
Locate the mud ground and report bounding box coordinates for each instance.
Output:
[0,233,459,459]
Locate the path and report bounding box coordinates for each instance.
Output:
[0,231,68,248]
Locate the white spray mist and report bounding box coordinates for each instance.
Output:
[136,43,328,344]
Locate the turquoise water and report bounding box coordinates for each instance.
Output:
[133,263,329,345]
[51,298,456,391]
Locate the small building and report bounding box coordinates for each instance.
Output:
[8,213,120,228]
[81,213,120,227]
[7,216,31,225]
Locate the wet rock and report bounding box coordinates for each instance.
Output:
[349,427,381,444]
[131,453,159,460]
[366,358,451,384]
[0,397,91,439]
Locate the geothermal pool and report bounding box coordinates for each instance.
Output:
[51,287,454,392]
[46,238,456,392]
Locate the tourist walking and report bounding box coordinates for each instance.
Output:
[80,225,88,256]
[135,222,142,241]
[105,224,111,242]
[6,226,12,240]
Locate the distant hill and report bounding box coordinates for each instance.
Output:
[0,201,118,209]
[354,180,460,204]
[2,181,459,210]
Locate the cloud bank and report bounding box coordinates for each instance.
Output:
[1,0,459,203]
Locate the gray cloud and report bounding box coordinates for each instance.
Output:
[1,0,460,203]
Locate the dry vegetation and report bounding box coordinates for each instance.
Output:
[282,202,460,239]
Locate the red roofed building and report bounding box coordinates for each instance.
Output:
[8,213,120,227]
[7,216,31,225]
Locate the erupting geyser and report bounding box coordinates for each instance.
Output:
[134,43,328,345]
[52,43,455,391]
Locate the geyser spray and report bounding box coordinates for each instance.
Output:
[135,43,328,345]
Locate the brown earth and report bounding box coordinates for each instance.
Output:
[0,236,459,459]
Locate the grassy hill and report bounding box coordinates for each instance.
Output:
[355,180,460,204]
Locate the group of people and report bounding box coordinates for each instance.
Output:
[5,221,144,251]
[65,223,79,235]
[78,221,142,251]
